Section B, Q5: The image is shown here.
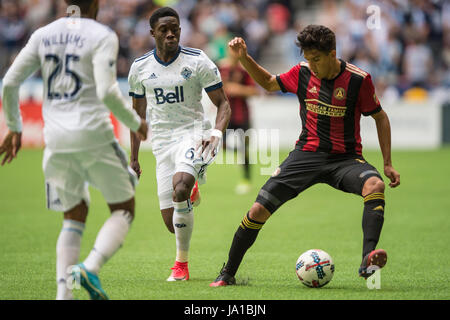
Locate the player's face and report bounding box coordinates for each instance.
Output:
[151,16,181,54]
[303,49,335,79]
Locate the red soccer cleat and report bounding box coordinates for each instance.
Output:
[167,261,189,281]
[209,265,236,287]
[359,249,388,279]
[190,181,201,207]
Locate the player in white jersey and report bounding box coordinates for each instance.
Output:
[0,0,148,299]
[128,7,231,281]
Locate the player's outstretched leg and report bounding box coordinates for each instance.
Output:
[56,201,87,300]
[77,198,134,298]
[210,203,269,287]
[359,177,386,278]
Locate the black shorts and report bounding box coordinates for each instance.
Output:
[256,149,383,213]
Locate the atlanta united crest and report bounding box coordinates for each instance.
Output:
[333,87,346,100]
[181,67,193,80]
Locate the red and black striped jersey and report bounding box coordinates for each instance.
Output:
[276,59,381,155]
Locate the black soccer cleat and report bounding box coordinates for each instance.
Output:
[358,249,388,279]
[209,264,236,287]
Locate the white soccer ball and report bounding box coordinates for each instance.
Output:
[295,249,335,288]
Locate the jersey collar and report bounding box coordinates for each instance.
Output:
[325,59,346,81]
[154,46,181,67]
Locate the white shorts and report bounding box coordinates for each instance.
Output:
[154,134,218,210]
[43,142,137,212]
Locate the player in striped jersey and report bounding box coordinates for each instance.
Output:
[211,25,401,287]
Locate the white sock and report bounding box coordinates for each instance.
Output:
[83,210,132,275]
[173,200,194,263]
[56,219,84,300]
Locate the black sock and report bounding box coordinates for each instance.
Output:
[224,212,265,276]
[362,193,385,258]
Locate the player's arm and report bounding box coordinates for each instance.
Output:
[228,37,280,92]
[92,32,147,140]
[202,87,231,159]
[0,31,41,165]
[371,109,400,188]
[360,74,400,188]
[129,97,147,178]
[223,81,259,98]
[208,87,231,134]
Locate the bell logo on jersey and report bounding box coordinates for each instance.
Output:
[154,86,185,104]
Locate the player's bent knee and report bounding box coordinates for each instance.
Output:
[249,203,271,223]
[362,176,385,196]
[108,197,135,221]
[173,183,191,202]
[64,200,88,223]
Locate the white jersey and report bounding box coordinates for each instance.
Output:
[128,46,222,153]
[2,17,141,152]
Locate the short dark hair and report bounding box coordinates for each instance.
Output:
[64,0,93,12]
[149,7,180,29]
[296,25,336,54]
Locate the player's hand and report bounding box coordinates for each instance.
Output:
[197,130,223,164]
[0,131,22,166]
[384,165,400,188]
[130,158,142,179]
[202,136,220,159]
[228,37,248,60]
[136,119,148,141]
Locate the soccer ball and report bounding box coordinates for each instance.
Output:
[295,249,335,288]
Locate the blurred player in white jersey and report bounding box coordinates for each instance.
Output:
[0,0,148,299]
[128,7,231,281]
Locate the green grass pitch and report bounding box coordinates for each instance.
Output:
[0,147,449,300]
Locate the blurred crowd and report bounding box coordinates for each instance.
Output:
[0,0,449,102]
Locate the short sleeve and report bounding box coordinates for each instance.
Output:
[276,64,301,93]
[128,61,146,98]
[198,52,223,92]
[358,74,382,116]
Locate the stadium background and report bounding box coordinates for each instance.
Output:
[0,0,450,302]
[0,0,449,149]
